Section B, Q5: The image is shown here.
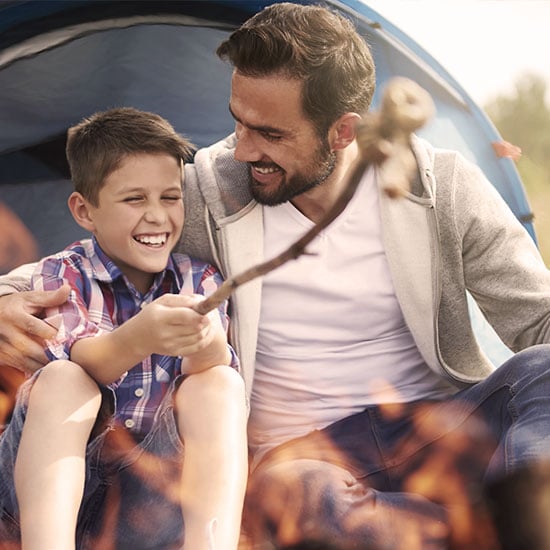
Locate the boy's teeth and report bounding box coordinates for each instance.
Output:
[135,234,167,245]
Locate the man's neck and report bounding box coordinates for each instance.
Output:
[290,141,361,223]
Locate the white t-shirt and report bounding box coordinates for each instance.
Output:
[248,167,456,463]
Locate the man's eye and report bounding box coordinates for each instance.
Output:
[262,132,282,142]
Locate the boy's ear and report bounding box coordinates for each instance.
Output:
[67,192,96,232]
[328,112,362,151]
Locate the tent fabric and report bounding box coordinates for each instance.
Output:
[0,0,531,364]
[0,18,236,155]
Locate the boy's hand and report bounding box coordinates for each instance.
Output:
[71,293,230,385]
[135,294,225,359]
[0,287,71,373]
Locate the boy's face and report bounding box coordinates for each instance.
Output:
[84,153,184,293]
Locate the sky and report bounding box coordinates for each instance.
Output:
[365,0,550,107]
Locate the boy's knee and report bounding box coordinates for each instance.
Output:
[32,360,100,401]
[176,365,245,406]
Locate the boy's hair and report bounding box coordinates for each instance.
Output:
[216,2,376,138]
[66,107,194,206]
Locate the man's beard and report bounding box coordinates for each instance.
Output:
[249,144,337,206]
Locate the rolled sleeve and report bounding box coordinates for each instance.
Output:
[32,256,112,361]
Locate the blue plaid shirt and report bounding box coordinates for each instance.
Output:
[31,237,238,439]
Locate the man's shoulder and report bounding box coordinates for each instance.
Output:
[413,135,477,177]
[188,134,253,219]
[200,133,238,157]
[411,134,460,170]
[411,135,481,197]
[191,133,240,180]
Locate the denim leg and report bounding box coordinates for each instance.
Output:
[244,346,550,549]
[0,374,112,549]
[112,415,184,550]
[245,457,449,549]
[244,404,454,549]
[0,373,185,550]
[0,377,34,545]
[81,383,185,550]
[453,343,550,480]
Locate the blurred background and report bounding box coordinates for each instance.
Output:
[370,0,550,266]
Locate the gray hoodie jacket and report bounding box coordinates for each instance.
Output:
[180,134,550,397]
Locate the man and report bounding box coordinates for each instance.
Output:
[2,3,550,548]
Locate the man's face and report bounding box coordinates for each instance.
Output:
[84,153,184,293]
[229,71,336,206]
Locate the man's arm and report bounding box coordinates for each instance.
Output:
[446,151,550,348]
[0,262,35,296]
[70,293,231,386]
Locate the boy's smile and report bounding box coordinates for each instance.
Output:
[77,153,184,294]
[133,233,169,247]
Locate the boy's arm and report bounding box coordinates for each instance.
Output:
[71,293,231,386]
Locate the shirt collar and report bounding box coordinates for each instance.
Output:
[90,236,182,295]
[91,237,123,283]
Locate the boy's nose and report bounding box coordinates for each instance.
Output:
[144,203,167,224]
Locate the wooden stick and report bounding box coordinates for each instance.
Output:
[194,156,368,315]
[194,77,434,315]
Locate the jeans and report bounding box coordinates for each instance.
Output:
[0,372,186,549]
[243,344,550,549]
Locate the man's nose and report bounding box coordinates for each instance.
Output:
[234,123,261,162]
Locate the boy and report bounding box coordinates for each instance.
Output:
[0,108,248,549]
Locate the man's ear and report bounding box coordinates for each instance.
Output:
[67,192,96,232]
[328,112,362,151]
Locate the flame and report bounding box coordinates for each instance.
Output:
[1,372,547,548]
[0,366,25,430]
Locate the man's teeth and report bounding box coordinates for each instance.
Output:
[134,234,167,245]
[254,166,278,174]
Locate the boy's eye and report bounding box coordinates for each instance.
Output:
[162,195,182,202]
[123,196,143,203]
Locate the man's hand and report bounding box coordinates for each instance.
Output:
[0,286,70,373]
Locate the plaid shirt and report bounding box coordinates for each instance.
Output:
[31,237,238,439]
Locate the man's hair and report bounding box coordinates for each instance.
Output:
[216,2,376,137]
[66,107,194,206]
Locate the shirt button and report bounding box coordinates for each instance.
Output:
[134,388,144,397]
[124,418,135,429]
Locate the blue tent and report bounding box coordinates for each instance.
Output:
[0,0,532,362]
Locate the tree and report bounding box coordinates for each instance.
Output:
[485,73,550,266]
[486,73,550,168]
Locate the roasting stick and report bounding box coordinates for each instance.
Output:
[193,77,435,316]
